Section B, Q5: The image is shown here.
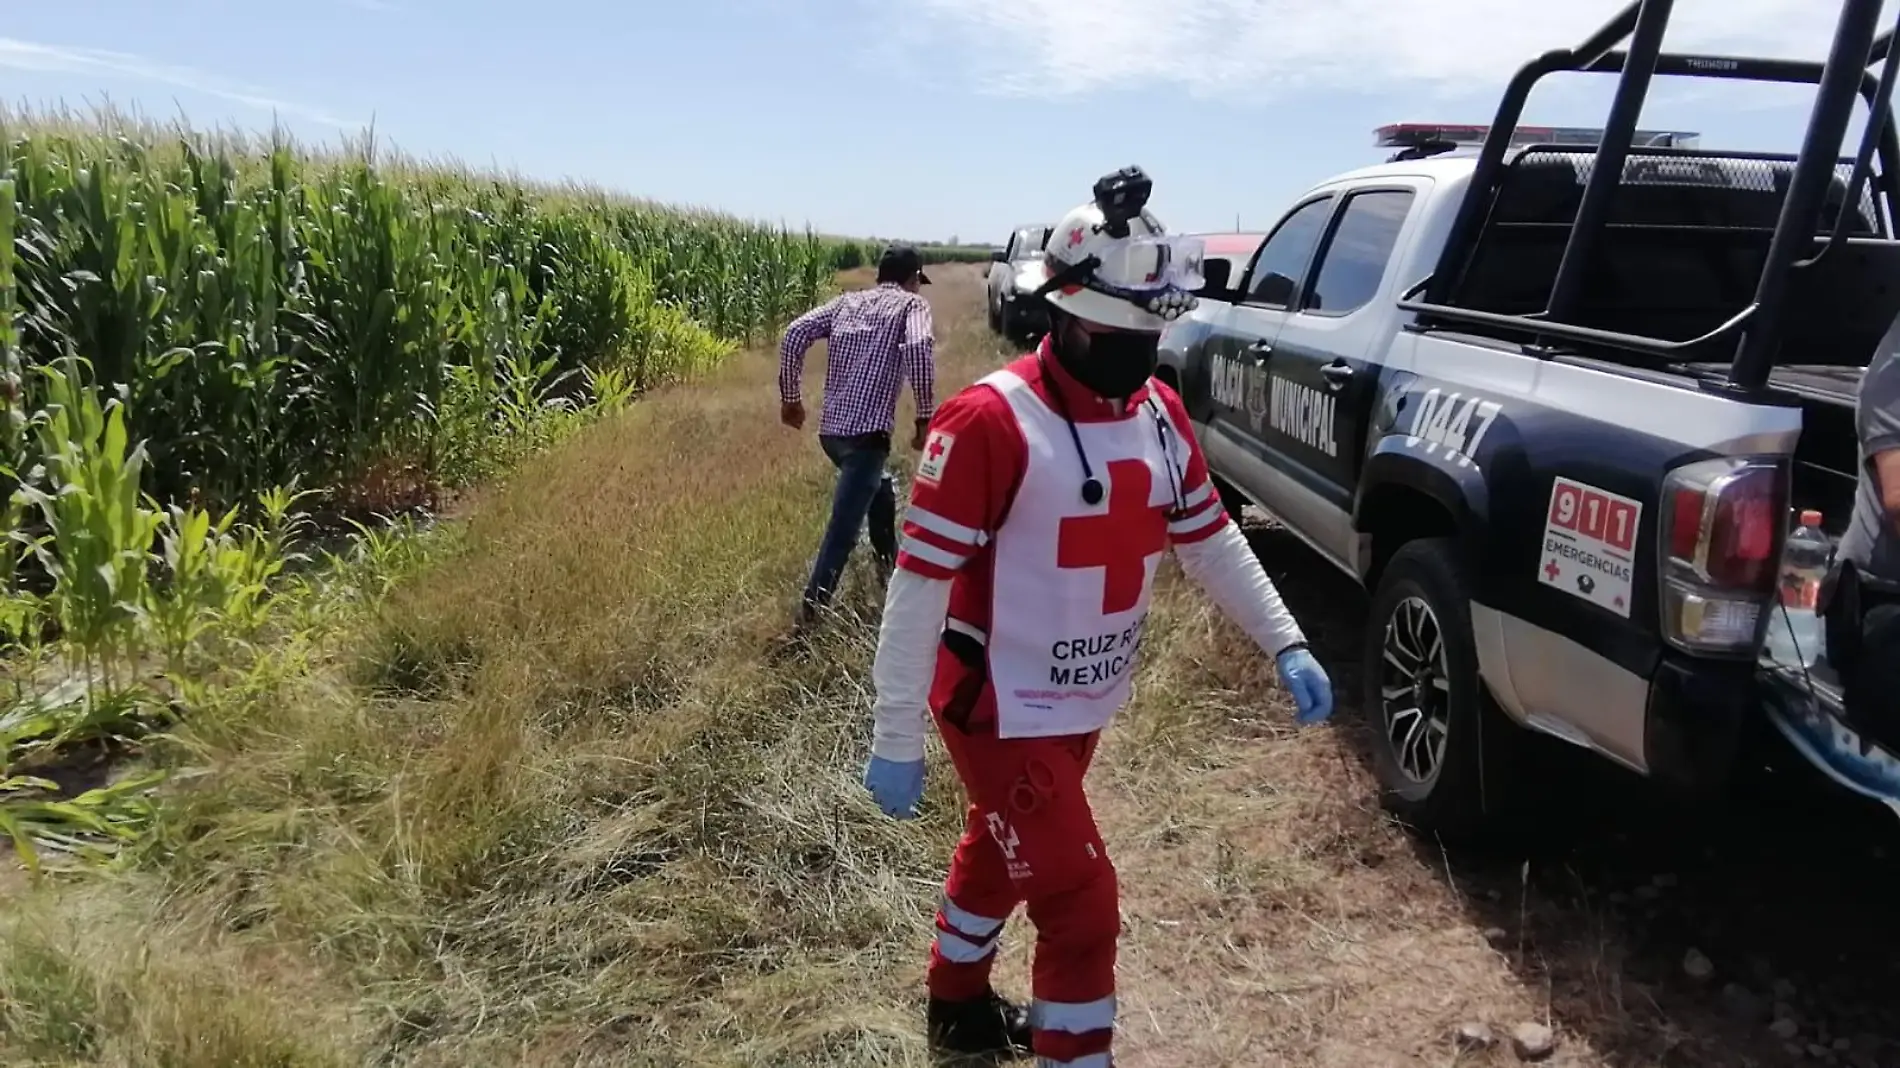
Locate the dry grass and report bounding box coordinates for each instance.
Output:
[2,263,1896,1068]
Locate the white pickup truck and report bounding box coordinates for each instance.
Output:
[986,224,1052,342]
[1158,0,1900,838]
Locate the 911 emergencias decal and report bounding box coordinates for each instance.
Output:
[1539,476,1641,618]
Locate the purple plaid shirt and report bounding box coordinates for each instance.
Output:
[778,283,935,437]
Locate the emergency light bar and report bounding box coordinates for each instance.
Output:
[1375,123,1701,149]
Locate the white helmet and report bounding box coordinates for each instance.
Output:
[1015,166,1205,333]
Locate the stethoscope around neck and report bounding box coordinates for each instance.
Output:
[1036,353,1187,514]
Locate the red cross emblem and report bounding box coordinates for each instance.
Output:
[1057,459,1168,615]
[1543,560,1561,582]
[927,437,947,462]
[1068,226,1086,248]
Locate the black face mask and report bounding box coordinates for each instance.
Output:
[1052,315,1158,399]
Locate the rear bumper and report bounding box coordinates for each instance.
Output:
[1642,652,1759,795]
[1476,604,1894,806]
[1760,649,1900,810]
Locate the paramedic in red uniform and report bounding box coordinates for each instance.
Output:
[861,167,1335,1064]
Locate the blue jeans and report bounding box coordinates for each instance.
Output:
[800,432,898,620]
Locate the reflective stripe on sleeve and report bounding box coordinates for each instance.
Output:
[1167,500,1225,538]
[899,535,967,571]
[906,505,989,547]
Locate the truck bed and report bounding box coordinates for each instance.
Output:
[1679,363,1865,407]
[1669,362,1865,532]
[1769,365,1865,405]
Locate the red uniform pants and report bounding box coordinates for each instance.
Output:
[927,707,1118,1067]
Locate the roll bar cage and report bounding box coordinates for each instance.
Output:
[1396,0,1900,391]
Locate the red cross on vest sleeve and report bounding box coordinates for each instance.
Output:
[897,387,1027,582]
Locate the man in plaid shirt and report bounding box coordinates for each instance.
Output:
[779,244,937,627]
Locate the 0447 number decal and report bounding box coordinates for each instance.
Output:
[1404,388,1502,468]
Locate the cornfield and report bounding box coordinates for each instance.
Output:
[1,108,852,509]
[0,108,859,868]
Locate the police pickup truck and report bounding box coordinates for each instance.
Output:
[1158,0,1900,838]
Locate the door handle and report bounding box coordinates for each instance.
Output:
[1245,340,1274,357]
[1320,361,1353,389]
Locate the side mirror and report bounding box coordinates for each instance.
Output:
[1196,259,1240,302]
[990,249,1008,263]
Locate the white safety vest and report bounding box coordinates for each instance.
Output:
[981,368,1189,739]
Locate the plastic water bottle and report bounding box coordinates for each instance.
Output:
[1778,509,1831,659]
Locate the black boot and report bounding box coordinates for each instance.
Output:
[927,990,1032,1061]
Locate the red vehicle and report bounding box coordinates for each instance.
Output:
[1187,231,1266,297]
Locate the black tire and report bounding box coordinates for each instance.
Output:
[987,291,1003,334]
[998,295,1020,341]
[1363,537,1522,844]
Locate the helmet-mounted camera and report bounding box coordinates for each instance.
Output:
[1092,166,1152,238]
[1028,164,1202,326]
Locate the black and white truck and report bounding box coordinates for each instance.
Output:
[1158,0,1900,838]
[986,223,1053,342]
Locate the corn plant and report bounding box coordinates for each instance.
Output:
[0,176,32,642]
[0,765,163,872]
[583,364,637,417]
[0,676,157,873]
[147,483,311,671]
[13,357,162,689]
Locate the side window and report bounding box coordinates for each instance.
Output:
[1010,227,1040,262]
[1244,197,1335,308]
[1003,232,1022,260]
[1304,190,1416,316]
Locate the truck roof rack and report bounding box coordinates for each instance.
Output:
[1377,122,1704,163]
[1402,0,1900,393]
[1375,123,1702,150]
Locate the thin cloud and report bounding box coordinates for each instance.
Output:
[0,37,356,128]
[894,0,1899,101]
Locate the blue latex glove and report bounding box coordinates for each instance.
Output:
[863,755,926,819]
[1277,646,1334,725]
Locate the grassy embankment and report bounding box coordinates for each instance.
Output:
[0,263,978,1066]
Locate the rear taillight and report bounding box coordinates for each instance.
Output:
[1658,457,1788,655]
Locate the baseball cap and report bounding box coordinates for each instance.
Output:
[876,244,931,285]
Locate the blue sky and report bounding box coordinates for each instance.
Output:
[2,1,1893,242]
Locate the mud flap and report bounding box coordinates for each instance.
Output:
[1643,656,1751,800]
